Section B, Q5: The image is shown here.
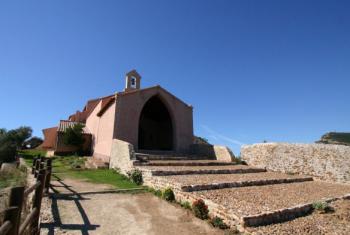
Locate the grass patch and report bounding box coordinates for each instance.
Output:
[20,150,141,190]
[64,169,140,189]
[0,167,27,189]
[19,149,47,166]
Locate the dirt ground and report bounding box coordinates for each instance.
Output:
[40,178,224,235]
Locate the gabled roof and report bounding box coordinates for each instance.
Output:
[40,127,57,149]
[67,84,192,123]
[97,95,115,117]
[68,98,100,122]
[117,85,192,108]
[57,120,91,134]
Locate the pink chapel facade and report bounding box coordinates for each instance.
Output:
[41,70,196,162]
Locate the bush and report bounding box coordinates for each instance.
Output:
[127,169,143,185]
[192,199,209,219]
[180,201,191,210]
[312,201,332,213]
[162,187,175,201]
[0,140,17,164]
[63,123,85,155]
[210,216,229,229]
[154,189,162,197]
[70,157,85,169]
[0,126,33,165]
[147,187,162,197]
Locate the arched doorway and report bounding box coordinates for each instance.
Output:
[138,96,173,150]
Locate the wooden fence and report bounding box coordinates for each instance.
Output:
[0,156,52,235]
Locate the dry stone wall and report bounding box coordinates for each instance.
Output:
[109,139,135,175]
[241,143,350,183]
[190,144,235,162]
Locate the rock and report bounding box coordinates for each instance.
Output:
[0,162,17,172]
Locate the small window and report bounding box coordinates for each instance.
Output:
[131,77,136,88]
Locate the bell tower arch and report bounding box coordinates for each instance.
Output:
[124,69,141,92]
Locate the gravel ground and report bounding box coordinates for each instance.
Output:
[161,172,310,185]
[140,164,258,171]
[40,178,224,235]
[246,199,350,235]
[192,181,350,217]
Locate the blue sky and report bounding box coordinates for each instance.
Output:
[0,0,349,154]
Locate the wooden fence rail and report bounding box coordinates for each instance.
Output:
[0,156,52,235]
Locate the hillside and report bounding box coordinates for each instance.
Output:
[316,132,350,146]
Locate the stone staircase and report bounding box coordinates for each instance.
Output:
[135,155,350,231]
[135,152,215,161]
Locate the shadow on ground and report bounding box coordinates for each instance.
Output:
[40,175,100,235]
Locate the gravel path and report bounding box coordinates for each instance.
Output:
[193,181,350,217]
[161,172,310,185]
[40,178,224,235]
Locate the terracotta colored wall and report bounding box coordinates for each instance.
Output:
[86,100,116,161]
[86,101,102,150]
[114,86,193,152]
[94,102,116,161]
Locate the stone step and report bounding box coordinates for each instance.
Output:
[139,165,266,176]
[181,177,313,192]
[191,181,350,227]
[145,172,314,192]
[155,172,314,192]
[135,153,214,161]
[133,160,237,166]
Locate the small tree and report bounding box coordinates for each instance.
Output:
[6,126,33,150]
[0,134,17,164]
[0,127,32,164]
[63,123,85,155]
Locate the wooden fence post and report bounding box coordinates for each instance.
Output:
[31,157,38,174]
[31,169,47,235]
[34,159,40,178]
[3,186,25,235]
[44,159,52,194]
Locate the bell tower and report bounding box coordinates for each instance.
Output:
[124,69,141,92]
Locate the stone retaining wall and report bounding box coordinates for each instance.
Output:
[241,143,350,183]
[190,144,235,162]
[241,193,350,227]
[109,139,135,175]
[140,175,242,228]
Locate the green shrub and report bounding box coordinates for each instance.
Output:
[154,189,162,197]
[180,201,191,210]
[127,169,143,185]
[162,187,175,201]
[312,201,331,213]
[210,216,229,229]
[0,140,17,164]
[70,158,84,169]
[192,199,209,219]
[146,187,162,197]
